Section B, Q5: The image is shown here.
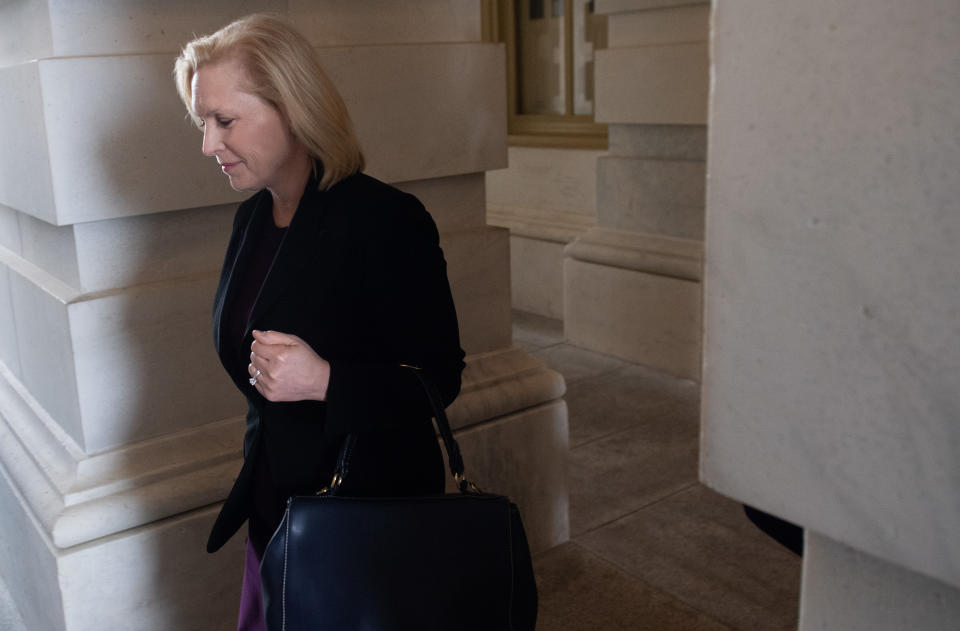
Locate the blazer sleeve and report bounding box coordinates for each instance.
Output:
[322,193,466,436]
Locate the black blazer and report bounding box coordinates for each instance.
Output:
[207,171,465,553]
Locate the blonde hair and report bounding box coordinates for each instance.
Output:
[174,13,364,190]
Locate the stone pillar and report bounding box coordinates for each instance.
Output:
[0,2,567,630]
[702,0,960,628]
[563,0,709,379]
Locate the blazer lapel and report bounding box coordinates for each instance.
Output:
[213,190,271,359]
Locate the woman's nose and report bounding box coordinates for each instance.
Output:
[201,126,221,157]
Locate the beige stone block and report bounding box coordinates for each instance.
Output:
[290,0,483,45]
[442,226,513,355]
[597,155,705,240]
[323,43,507,184]
[609,123,707,160]
[395,173,487,232]
[564,257,701,379]
[454,399,569,554]
[510,235,566,319]
[485,146,604,219]
[597,0,705,13]
[607,3,710,48]
[595,43,709,125]
[800,533,960,631]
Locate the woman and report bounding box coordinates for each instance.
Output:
[174,14,465,630]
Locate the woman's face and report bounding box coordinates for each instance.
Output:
[191,57,307,193]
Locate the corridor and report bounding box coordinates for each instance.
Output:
[516,311,802,630]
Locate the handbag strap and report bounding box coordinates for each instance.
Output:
[319,364,482,496]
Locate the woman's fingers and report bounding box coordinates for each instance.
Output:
[252,329,301,347]
[247,329,329,401]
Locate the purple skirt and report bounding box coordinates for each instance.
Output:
[237,537,267,631]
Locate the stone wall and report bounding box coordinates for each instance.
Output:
[564,0,709,379]
[702,0,960,627]
[0,2,568,629]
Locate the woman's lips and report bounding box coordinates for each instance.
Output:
[220,161,240,174]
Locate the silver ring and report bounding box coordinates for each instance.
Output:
[248,368,261,386]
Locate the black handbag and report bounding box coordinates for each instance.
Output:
[259,365,538,630]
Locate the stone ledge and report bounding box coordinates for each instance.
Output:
[565,227,703,281]
[487,204,595,244]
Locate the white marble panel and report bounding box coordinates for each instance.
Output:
[14,44,503,225]
[441,226,513,355]
[510,236,565,319]
[703,0,960,588]
[290,0,483,46]
[0,204,22,254]
[607,3,709,48]
[597,155,705,240]
[37,54,247,225]
[57,505,245,631]
[17,213,80,289]
[800,532,960,631]
[72,203,234,294]
[0,62,56,223]
[45,0,283,57]
[0,266,22,380]
[395,173,487,233]
[321,43,507,184]
[69,275,244,453]
[564,257,701,378]
[595,43,708,125]
[8,270,83,446]
[0,466,64,631]
[0,0,53,67]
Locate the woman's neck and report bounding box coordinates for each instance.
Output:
[268,152,313,228]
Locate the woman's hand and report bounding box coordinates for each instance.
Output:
[248,330,330,402]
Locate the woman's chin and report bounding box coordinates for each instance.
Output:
[227,177,256,193]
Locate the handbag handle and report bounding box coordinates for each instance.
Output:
[318,364,482,496]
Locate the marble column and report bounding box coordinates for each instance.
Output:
[563,0,709,379]
[0,2,567,630]
[702,0,960,628]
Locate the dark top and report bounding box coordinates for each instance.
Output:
[207,168,465,553]
[223,216,287,376]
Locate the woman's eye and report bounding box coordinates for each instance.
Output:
[217,118,234,128]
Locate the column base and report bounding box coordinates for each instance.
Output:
[0,345,566,628]
[564,227,703,379]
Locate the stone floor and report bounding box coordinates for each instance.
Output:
[514,310,803,631]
